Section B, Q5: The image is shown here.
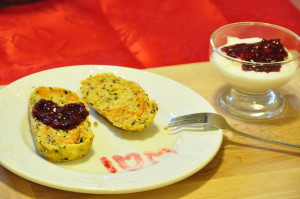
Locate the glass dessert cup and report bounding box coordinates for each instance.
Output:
[209,22,300,120]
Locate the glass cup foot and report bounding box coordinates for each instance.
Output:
[219,88,285,120]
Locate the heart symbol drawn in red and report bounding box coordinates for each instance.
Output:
[32,99,89,130]
[112,153,144,171]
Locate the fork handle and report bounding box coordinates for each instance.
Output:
[227,127,300,150]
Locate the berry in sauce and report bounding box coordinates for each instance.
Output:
[221,39,288,72]
[32,99,89,130]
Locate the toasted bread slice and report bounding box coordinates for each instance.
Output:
[80,73,158,131]
[29,86,94,162]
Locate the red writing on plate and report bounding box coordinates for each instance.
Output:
[100,148,177,173]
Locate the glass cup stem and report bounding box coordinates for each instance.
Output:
[219,88,285,120]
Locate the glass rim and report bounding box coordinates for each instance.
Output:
[210,22,300,65]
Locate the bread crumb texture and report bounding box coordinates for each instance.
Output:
[80,73,158,131]
[29,86,94,162]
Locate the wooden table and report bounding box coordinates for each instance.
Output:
[1,62,300,199]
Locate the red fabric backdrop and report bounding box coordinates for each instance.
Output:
[0,0,299,84]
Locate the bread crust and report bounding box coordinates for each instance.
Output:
[80,73,158,131]
[29,86,94,162]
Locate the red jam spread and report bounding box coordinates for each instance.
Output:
[221,39,288,72]
[32,99,89,130]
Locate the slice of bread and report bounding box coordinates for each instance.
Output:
[29,86,94,162]
[80,73,158,131]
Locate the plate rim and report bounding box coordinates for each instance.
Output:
[0,65,223,194]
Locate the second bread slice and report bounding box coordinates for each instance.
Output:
[80,73,158,131]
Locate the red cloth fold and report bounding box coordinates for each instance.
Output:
[0,0,299,84]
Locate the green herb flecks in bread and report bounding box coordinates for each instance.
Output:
[29,86,94,162]
[80,73,158,131]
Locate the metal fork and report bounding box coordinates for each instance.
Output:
[167,112,300,150]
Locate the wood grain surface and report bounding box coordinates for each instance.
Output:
[1,62,300,199]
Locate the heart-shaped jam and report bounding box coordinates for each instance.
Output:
[221,39,288,73]
[32,99,89,130]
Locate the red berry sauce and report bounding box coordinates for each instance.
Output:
[221,39,288,72]
[32,99,89,130]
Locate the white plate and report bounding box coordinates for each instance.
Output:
[0,65,222,194]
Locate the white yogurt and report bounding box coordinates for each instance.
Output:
[211,37,299,92]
